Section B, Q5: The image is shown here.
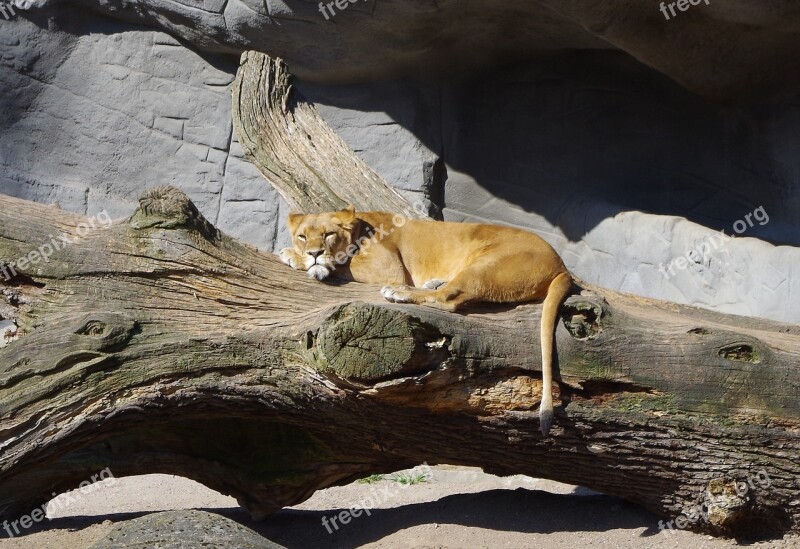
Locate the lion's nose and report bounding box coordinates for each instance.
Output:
[307,250,323,259]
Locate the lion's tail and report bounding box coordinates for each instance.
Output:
[539,271,573,436]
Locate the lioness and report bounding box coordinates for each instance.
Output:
[280,206,572,435]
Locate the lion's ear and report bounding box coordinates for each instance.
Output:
[287,212,303,233]
[338,204,356,228]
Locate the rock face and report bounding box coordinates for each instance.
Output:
[59,0,800,99]
[0,11,288,251]
[1,4,799,322]
[89,510,285,549]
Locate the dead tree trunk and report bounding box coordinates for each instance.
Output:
[0,52,798,540]
[231,53,422,216]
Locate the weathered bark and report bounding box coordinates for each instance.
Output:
[231,52,423,216]
[0,188,799,540]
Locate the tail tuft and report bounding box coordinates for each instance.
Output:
[539,404,554,437]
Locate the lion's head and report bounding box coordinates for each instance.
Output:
[286,205,357,280]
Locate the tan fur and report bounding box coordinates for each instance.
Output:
[280,206,573,435]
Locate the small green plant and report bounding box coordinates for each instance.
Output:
[356,474,385,484]
[390,471,430,485]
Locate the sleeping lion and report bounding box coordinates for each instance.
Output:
[279,206,573,436]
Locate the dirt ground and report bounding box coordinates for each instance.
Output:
[0,467,797,548]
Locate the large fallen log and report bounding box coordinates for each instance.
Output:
[0,188,798,540]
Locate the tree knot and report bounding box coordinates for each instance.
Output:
[130,186,218,240]
[562,294,605,340]
[0,312,137,390]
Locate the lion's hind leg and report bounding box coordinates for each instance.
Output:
[385,252,543,311]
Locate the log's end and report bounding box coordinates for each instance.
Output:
[129,186,219,241]
[311,302,449,384]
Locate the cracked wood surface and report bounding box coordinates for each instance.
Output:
[231,53,424,216]
[0,188,799,539]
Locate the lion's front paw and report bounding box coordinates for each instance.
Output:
[381,285,415,303]
[279,247,303,270]
[308,265,331,280]
[422,279,447,290]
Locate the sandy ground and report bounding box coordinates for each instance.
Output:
[0,467,797,549]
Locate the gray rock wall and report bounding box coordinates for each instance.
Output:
[1,7,798,323]
[0,11,288,251]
